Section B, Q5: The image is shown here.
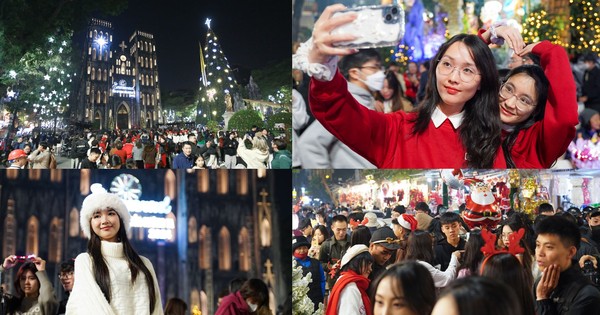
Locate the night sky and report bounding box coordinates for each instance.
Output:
[88,0,290,92]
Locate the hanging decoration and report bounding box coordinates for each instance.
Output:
[463,180,502,229]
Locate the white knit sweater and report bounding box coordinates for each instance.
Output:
[65,241,163,315]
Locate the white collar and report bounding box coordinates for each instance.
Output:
[431,106,465,128]
[100,240,124,258]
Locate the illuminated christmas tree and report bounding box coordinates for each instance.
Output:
[197,18,242,124]
[568,0,600,54]
[2,30,75,130]
[523,1,600,54]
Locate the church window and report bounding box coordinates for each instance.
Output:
[218,227,231,270]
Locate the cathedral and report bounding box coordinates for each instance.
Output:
[70,18,163,130]
[0,169,291,314]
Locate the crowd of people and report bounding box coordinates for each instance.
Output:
[0,185,272,315]
[4,125,292,169]
[291,4,600,169]
[293,201,600,315]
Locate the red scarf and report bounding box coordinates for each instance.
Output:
[326,270,372,315]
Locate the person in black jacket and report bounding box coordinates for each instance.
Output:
[580,53,600,113]
[223,131,238,169]
[56,260,74,315]
[534,216,600,315]
[72,134,90,168]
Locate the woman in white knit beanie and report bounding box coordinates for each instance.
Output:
[66,184,163,315]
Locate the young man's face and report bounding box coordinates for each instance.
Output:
[302,225,313,237]
[332,221,348,241]
[182,144,192,156]
[369,243,393,266]
[441,221,461,242]
[535,233,576,271]
[89,152,100,162]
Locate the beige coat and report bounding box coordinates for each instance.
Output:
[29,149,51,169]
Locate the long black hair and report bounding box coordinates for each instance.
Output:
[438,276,523,315]
[458,229,485,275]
[370,261,436,315]
[480,253,535,315]
[500,65,549,167]
[88,214,157,313]
[412,34,502,168]
[405,230,434,264]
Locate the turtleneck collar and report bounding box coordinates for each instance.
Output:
[100,240,124,258]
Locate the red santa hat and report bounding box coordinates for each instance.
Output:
[397,213,418,231]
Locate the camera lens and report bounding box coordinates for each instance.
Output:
[391,7,398,14]
[385,14,392,21]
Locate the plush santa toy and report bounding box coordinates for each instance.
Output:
[463,181,502,229]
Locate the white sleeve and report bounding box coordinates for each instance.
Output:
[66,254,116,315]
[419,255,458,288]
[337,283,366,315]
[292,38,339,82]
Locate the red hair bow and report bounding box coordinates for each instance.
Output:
[349,217,369,228]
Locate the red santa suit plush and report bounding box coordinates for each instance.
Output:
[463,181,502,229]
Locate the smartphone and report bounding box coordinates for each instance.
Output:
[15,254,35,262]
[331,5,405,49]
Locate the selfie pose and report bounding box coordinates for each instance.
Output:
[0,255,58,315]
[295,4,523,168]
[66,184,163,315]
[478,29,578,168]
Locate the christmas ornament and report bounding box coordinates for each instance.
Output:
[463,181,502,229]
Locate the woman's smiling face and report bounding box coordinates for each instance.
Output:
[499,73,537,125]
[91,208,121,242]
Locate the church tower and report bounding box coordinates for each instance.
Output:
[72,18,114,129]
[129,31,162,128]
[72,20,163,130]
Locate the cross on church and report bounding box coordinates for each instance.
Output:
[258,189,270,208]
[263,259,274,287]
[119,41,127,52]
[257,189,271,221]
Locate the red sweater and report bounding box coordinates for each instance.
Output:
[505,41,578,168]
[310,72,507,168]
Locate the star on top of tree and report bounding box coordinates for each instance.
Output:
[205,18,211,29]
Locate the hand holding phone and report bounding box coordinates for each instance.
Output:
[15,254,36,263]
[330,5,405,49]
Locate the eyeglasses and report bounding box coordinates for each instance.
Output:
[358,65,384,72]
[499,84,535,112]
[437,59,480,83]
[58,272,74,280]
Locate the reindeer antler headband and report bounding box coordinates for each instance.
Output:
[479,228,525,274]
[349,217,369,228]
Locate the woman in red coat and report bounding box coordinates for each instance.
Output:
[479,28,578,168]
[297,4,521,168]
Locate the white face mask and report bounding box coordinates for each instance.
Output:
[247,300,258,312]
[359,70,386,92]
